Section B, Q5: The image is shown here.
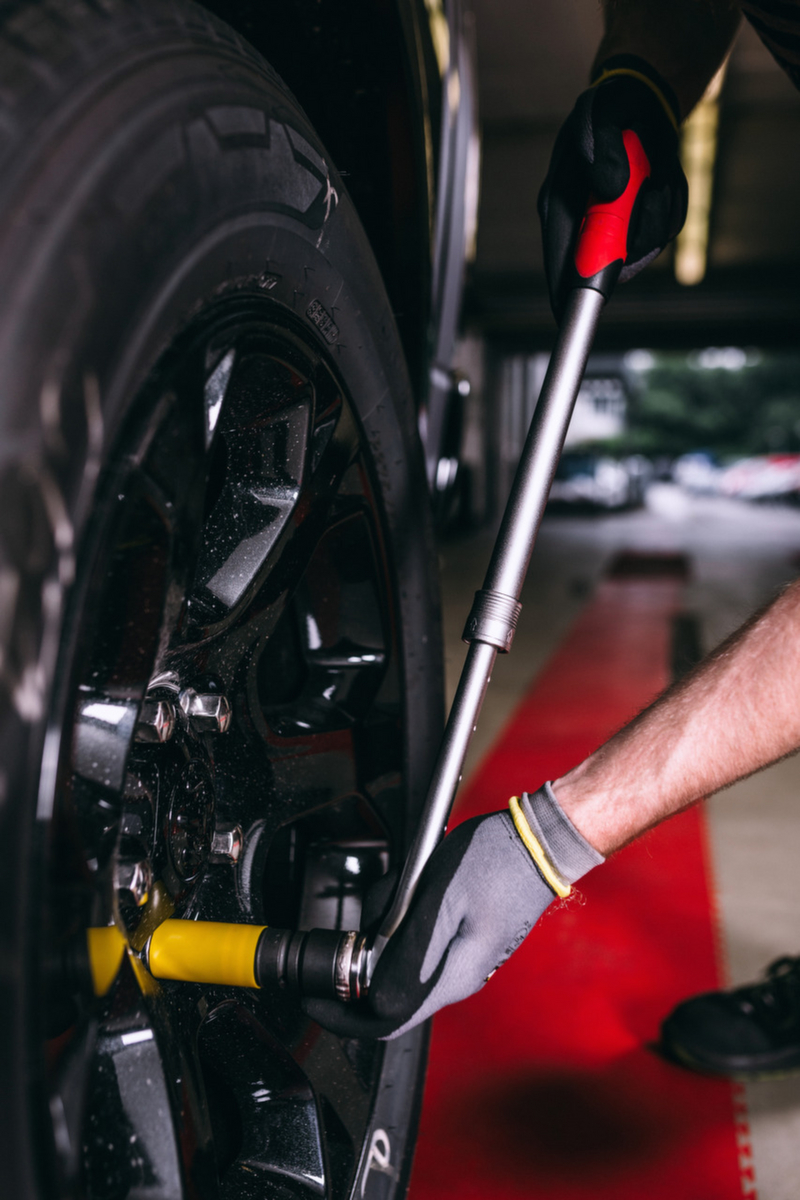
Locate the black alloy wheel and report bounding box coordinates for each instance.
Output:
[0,5,444,1200]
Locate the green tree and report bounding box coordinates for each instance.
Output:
[617,351,800,458]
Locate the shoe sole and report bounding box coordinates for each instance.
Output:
[661,1037,800,1082]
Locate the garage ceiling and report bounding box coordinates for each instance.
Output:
[470,2,800,347]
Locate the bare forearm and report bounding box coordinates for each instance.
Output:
[553,579,800,855]
[595,0,742,118]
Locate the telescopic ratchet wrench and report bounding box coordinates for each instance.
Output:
[365,128,652,986]
[90,132,652,1005]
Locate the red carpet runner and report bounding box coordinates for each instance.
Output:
[408,571,752,1200]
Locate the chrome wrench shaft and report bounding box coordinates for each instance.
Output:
[368,287,606,977]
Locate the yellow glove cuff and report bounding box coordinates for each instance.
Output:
[591,66,680,133]
[509,796,572,899]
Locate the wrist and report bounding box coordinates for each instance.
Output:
[513,783,605,889]
[549,767,620,857]
[592,2,741,124]
[591,54,681,130]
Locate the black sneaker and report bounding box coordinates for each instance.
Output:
[661,956,800,1079]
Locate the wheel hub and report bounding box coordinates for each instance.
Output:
[167,760,216,883]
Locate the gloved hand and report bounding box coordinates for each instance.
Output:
[304,783,603,1039]
[538,57,688,321]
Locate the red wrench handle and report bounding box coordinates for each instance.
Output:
[572,129,651,294]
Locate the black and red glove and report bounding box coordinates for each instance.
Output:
[538,57,688,322]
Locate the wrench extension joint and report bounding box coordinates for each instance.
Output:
[462,588,522,653]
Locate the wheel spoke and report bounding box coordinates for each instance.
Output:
[74,958,227,1200]
[182,353,363,640]
[81,998,186,1198]
[48,1017,97,1191]
[255,510,388,734]
[198,1001,326,1198]
[300,1029,380,1196]
[192,353,314,617]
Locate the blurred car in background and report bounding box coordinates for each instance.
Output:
[673,451,722,494]
[720,453,800,500]
[548,452,651,510]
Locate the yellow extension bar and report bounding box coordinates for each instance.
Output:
[87,920,267,995]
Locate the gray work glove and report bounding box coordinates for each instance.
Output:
[304,783,603,1039]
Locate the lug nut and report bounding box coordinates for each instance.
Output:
[135,698,176,743]
[209,823,243,864]
[179,688,232,733]
[115,857,153,907]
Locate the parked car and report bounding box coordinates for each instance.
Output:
[672,451,722,494]
[548,452,648,510]
[720,453,800,500]
[0,4,478,1199]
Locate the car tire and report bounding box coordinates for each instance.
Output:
[0,3,443,1198]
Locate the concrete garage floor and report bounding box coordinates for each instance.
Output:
[438,486,800,1198]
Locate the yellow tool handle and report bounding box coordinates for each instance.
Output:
[85,919,361,999]
[147,919,267,988]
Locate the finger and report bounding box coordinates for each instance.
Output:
[589,122,632,202]
[361,866,399,932]
[302,997,400,1040]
